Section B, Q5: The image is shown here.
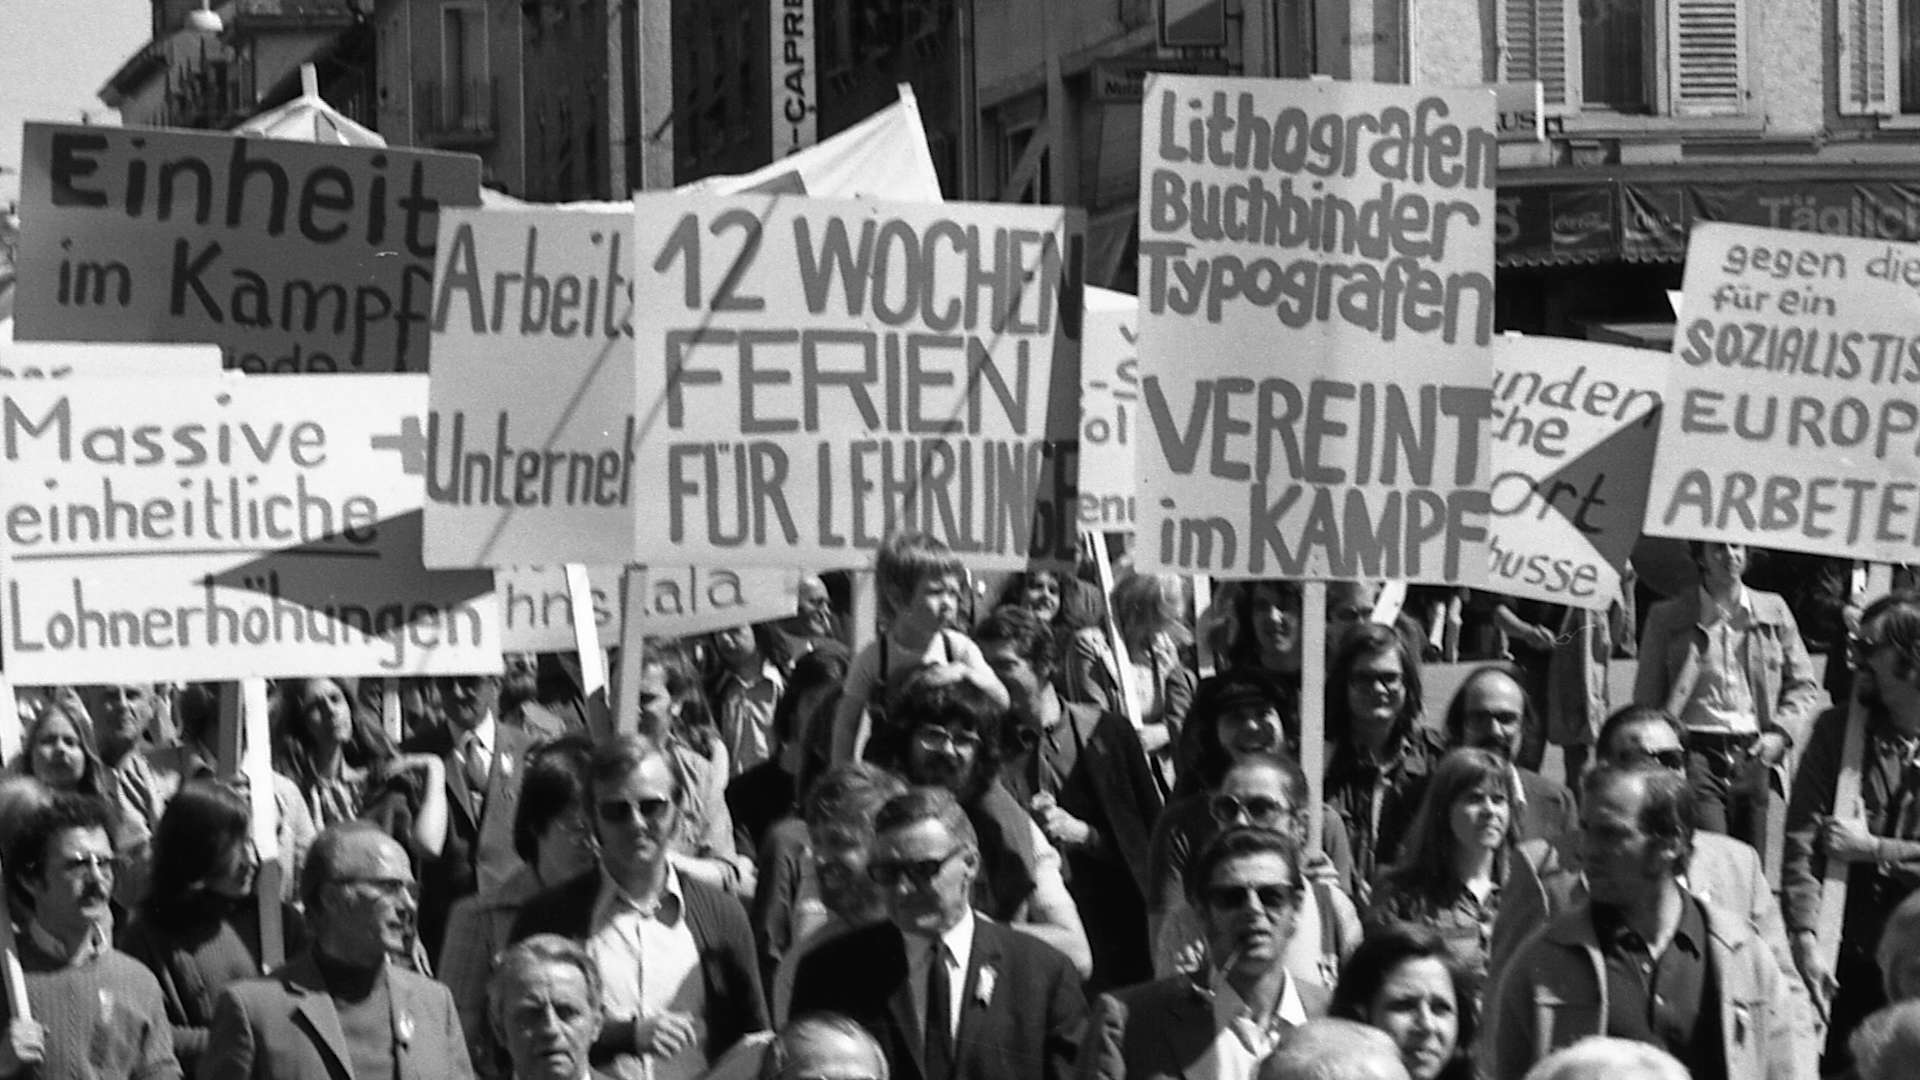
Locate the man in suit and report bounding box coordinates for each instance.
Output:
[406,673,535,964]
[789,786,1087,1080]
[1078,827,1329,1080]
[975,604,1164,993]
[1442,664,1579,850]
[487,935,614,1080]
[510,735,766,1080]
[202,822,474,1080]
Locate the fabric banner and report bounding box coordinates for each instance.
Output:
[1134,75,1496,582]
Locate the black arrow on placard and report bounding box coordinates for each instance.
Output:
[206,509,494,613]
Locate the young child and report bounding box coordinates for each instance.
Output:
[829,532,1009,763]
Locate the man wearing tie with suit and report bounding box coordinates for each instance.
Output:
[789,786,1087,1080]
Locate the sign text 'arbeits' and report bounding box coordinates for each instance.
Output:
[631,194,1084,570]
[14,124,480,373]
[1135,75,1496,582]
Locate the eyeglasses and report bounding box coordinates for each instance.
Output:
[1348,671,1403,690]
[1208,794,1295,828]
[52,854,114,878]
[869,847,964,887]
[1203,883,1299,911]
[330,875,418,901]
[1623,748,1688,771]
[1466,709,1525,727]
[597,798,674,826]
[913,727,982,754]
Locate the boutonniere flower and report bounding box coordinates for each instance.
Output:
[397,1011,415,1048]
[975,966,997,1007]
[500,756,515,778]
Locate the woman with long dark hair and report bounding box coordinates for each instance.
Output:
[1064,571,1196,794]
[1331,921,1480,1080]
[274,675,448,861]
[118,782,305,1073]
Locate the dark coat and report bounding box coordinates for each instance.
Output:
[402,720,535,961]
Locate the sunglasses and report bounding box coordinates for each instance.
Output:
[597,797,674,825]
[1208,794,1294,827]
[869,848,963,887]
[1204,883,1298,911]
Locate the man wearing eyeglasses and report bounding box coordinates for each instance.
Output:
[0,794,177,1080]
[510,735,766,1080]
[1441,664,1578,850]
[789,787,1087,1080]
[1080,827,1327,1080]
[202,822,472,1080]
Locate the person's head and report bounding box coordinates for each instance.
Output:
[587,735,682,888]
[1854,592,1920,729]
[1687,540,1749,592]
[5,794,116,941]
[1208,752,1310,848]
[174,682,220,750]
[1001,570,1066,627]
[1257,1018,1411,1080]
[804,763,909,922]
[974,604,1059,720]
[302,822,418,967]
[513,736,598,888]
[635,641,710,742]
[891,672,1004,799]
[293,676,360,750]
[875,532,964,634]
[1327,583,1381,637]
[20,699,103,795]
[434,674,502,734]
[1853,1001,1920,1080]
[1187,826,1303,982]
[758,1014,889,1080]
[1224,581,1302,671]
[1595,705,1688,773]
[1329,922,1475,1080]
[712,622,773,669]
[1111,572,1190,648]
[1389,749,1513,896]
[488,935,604,1080]
[0,776,53,860]
[145,782,257,922]
[1188,669,1296,786]
[90,683,159,764]
[1520,1038,1689,1080]
[1877,890,1920,1000]
[795,573,836,636]
[1579,765,1694,907]
[869,787,978,937]
[1443,665,1533,764]
[1330,622,1423,748]
[502,652,541,703]
[773,642,852,771]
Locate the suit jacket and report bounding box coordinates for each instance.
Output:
[199,951,475,1080]
[789,918,1087,1080]
[509,869,768,1063]
[403,719,534,960]
[1513,767,1578,851]
[1075,972,1330,1080]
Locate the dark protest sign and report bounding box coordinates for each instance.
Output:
[1645,222,1920,561]
[0,375,499,681]
[630,193,1084,569]
[1134,76,1496,583]
[14,123,480,373]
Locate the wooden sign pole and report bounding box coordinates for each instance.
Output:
[1085,532,1143,729]
[238,677,285,971]
[613,565,647,740]
[0,677,20,767]
[1302,581,1328,855]
[566,565,613,742]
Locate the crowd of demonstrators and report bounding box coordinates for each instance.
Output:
[9,526,1915,1080]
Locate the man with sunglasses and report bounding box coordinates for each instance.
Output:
[510,735,766,1080]
[1081,827,1327,1080]
[789,787,1087,1080]
[203,822,472,1080]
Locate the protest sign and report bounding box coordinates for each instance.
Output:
[0,374,499,682]
[629,193,1084,570]
[0,319,223,380]
[1489,334,1662,608]
[498,563,800,650]
[1644,222,1920,562]
[1134,76,1497,583]
[1079,287,1138,531]
[14,123,480,373]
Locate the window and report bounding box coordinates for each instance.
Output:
[441,3,489,128]
[1839,0,1920,115]
[1500,0,1746,117]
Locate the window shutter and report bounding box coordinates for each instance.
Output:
[1498,0,1577,113]
[1669,0,1747,116]
[1838,0,1900,115]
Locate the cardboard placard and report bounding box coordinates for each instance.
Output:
[629,193,1085,570]
[0,375,500,681]
[1134,76,1497,583]
[0,319,224,380]
[14,123,480,373]
[1078,287,1139,531]
[498,563,800,650]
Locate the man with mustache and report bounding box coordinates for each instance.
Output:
[0,794,178,1080]
[1442,664,1578,850]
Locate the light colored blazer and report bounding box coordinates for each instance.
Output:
[199,952,476,1080]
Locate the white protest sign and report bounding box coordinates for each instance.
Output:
[0,320,224,381]
[498,563,800,650]
[1079,286,1138,532]
[1135,76,1496,582]
[0,375,500,682]
[1645,223,1920,561]
[423,92,946,569]
[1489,335,1662,608]
[631,193,1084,570]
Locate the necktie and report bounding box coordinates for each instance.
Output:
[462,734,490,801]
[925,943,954,1080]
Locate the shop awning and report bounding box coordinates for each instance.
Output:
[1497,161,1920,268]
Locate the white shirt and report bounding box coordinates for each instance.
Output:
[907,908,975,1041]
[1685,585,1759,733]
[1194,971,1308,1080]
[588,866,708,1080]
